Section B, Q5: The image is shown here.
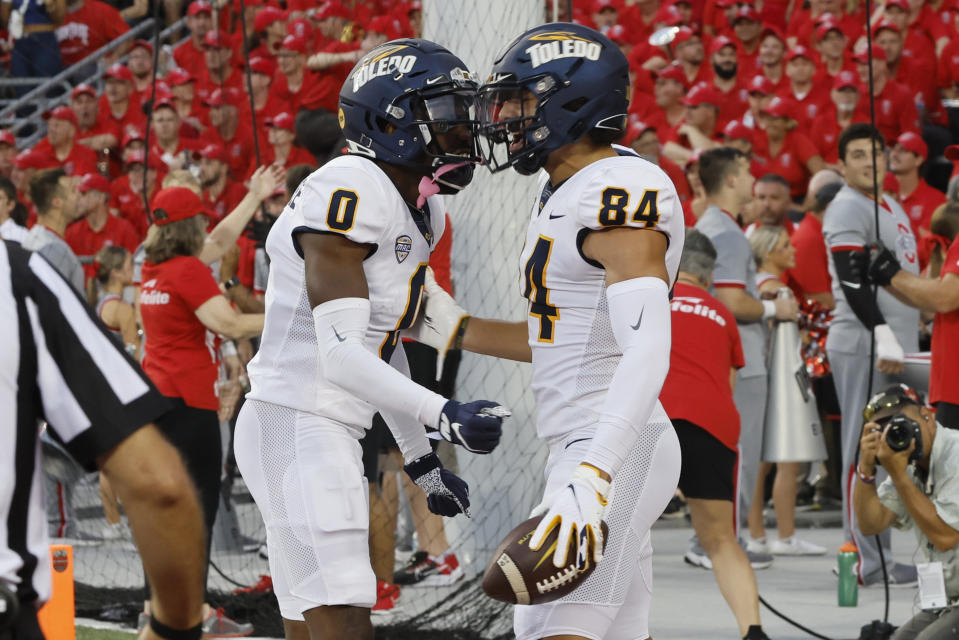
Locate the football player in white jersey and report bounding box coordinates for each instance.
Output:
[409,23,684,640]
[233,40,510,640]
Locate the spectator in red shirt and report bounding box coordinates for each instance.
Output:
[113,150,164,238]
[246,57,284,126]
[127,40,156,101]
[854,44,920,144]
[672,27,710,88]
[32,106,99,177]
[873,19,941,125]
[779,46,829,131]
[811,71,866,166]
[812,20,853,82]
[648,64,688,141]
[889,132,947,237]
[150,99,200,172]
[755,26,788,92]
[71,84,118,156]
[623,119,692,209]
[731,5,764,70]
[743,74,775,129]
[787,171,843,308]
[65,173,139,280]
[165,68,206,136]
[659,229,767,638]
[754,97,825,198]
[173,1,213,81]
[0,131,17,180]
[274,35,323,115]
[311,0,353,47]
[710,36,750,132]
[249,112,315,177]
[199,88,254,182]
[195,143,246,222]
[196,31,244,105]
[99,63,146,133]
[56,0,129,68]
[664,83,722,166]
[250,5,287,62]
[589,0,618,32]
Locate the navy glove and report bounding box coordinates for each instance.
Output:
[437,399,510,454]
[404,452,470,517]
[869,243,902,287]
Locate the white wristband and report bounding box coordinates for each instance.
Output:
[761,300,776,319]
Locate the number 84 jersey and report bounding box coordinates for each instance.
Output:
[518,151,684,444]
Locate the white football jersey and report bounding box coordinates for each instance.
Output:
[246,155,444,433]
[518,150,684,443]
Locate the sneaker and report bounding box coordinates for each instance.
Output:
[393,551,464,586]
[371,581,401,614]
[202,608,253,638]
[660,495,688,519]
[744,535,769,554]
[770,536,827,556]
[862,562,918,588]
[233,575,273,596]
[744,548,774,570]
[683,540,712,570]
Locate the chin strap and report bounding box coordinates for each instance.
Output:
[417,162,469,208]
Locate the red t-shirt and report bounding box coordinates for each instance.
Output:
[65,213,140,278]
[900,179,947,237]
[752,129,819,198]
[777,83,830,132]
[202,179,246,222]
[245,144,315,179]
[785,213,831,296]
[98,94,146,133]
[714,79,750,133]
[659,282,745,450]
[140,256,222,410]
[236,233,256,290]
[930,239,959,406]
[810,106,868,165]
[30,137,99,176]
[938,38,959,89]
[173,38,207,81]
[56,0,129,67]
[854,80,920,147]
[199,124,256,183]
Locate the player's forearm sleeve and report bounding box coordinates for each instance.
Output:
[584,277,671,478]
[312,297,441,462]
[833,248,886,330]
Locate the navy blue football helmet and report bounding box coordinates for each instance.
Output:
[338,39,479,189]
[478,23,630,175]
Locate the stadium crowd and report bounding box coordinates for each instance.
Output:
[2,0,959,637]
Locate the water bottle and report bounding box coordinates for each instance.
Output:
[838,541,859,607]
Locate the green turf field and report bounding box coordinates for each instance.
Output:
[77,625,134,640]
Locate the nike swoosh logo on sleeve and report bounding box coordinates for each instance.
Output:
[549,213,565,220]
[630,308,644,330]
[839,280,862,290]
[333,326,346,342]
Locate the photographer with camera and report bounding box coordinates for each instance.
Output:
[854,384,959,639]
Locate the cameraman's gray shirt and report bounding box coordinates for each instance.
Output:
[878,425,959,599]
[823,185,920,355]
[21,226,84,294]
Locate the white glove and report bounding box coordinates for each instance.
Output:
[406,267,469,379]
[528,464,610,569]
[874,324,904,364]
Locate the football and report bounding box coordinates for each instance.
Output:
[481,515,609,605]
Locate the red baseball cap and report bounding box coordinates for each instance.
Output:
[896,131,927,160]
[653,4,683,26]
[607,23,628,44]
[591,0,617,12]
[761,24,785,44]
[71,83,96,100]
[731,5,761,23]
[314,0,349,20]
[623,118,656,145]
[151,187,212,226]
[13,149,47,171]
[122,127,145,148]
[287,17,313,40]
[186,0,212,16]
[723,119,753,142]
[204,87,241,107]
[832,69,859,90]
[203,30,231,49]
[760,95,796,120]
[747,74,775,95]
[165,68,194,86]
[193,142,227,163]
[785,45,813,63]
[152,96,176,113]
[254,6,286,32]
[43,105,78,128]
[280,34,308,54]
[104,63,134,83]
[814,20,844,42]
[884,0,910,10]
[0,130,15,148]
[683,83,721,107]
[654,63,689,89]
[248,56,276,76]
[672,26,698,46]
[710,35,737,55]
[945,145,959,162]
[77,173,111,194]
[131,39,153,54]
[124,150,164,169]
[853,44,887,64]
[265,112,295,131]
[872,18,901,36]
[365,15,400,39]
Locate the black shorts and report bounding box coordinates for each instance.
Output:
[674,418,737,502]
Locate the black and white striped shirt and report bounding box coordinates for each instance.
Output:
[0,240,169,605]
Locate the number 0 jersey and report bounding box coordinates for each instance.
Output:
[246,155,444,433]
[519,150,684,444]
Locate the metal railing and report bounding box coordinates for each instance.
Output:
[0,16,186,149]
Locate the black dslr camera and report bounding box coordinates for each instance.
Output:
[883,414,924,462]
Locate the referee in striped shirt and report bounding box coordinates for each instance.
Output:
[0,239,206,640]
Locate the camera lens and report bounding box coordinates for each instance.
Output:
[885,422,911,452]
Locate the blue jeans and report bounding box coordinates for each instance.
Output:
[10,30,62,97]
